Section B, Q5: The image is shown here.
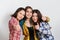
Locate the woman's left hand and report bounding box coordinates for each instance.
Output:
[35,24,40,30]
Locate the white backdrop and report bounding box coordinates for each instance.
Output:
[0,0,60,40]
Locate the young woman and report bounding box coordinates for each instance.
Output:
[32,9,54,40]
[8,7,25,40]
[23,6,38,40]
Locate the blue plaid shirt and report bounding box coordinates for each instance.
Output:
[39,22,54,40]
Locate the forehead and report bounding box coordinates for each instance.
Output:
[33,13,37,15]
[26,8,32,11]
[18,10,25,14]
[19,10,25,13]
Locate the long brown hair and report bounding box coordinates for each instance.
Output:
[24,6,33,25]
[11,7,25,18]
[32,9,43,25]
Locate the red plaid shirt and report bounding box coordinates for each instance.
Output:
[9,17,22,40]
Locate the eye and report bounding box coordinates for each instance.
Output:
[26,11,29,12]
[32,15,34,17]
[21,13,25,16]
[20,13,22,14]
[23,13,25,16]
[30,11,32,13]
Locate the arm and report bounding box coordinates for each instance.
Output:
[9,18,20,31]
[13,24,21,31]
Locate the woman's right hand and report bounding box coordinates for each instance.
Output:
[13,24,21,31]
[35,24,39,30]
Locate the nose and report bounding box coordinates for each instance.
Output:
[34,17,37,19]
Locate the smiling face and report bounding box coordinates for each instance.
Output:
[42,16,46,21]
[17,10,25,21]
[26,8,32,19]
[32,13,38,22]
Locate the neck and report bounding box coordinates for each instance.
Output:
[26,18,30,21]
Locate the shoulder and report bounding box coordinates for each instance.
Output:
[23,22,26,27]
[9,17,18,25]
[19,19,25,25]
[40,22,50,27]
[40,22,49,25]
[40,22,45,26]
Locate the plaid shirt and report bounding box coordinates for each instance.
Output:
[9,17,22,40]
[38,22,54,40]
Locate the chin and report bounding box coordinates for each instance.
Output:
[34,21,37,22]
[28,16,31,18]
[28,17,31,19]
[19,18,22,20]
[43,20,46,21]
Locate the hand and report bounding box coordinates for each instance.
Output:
[13,24,21,31]
[16,25,21,31]
[35,24,39,30]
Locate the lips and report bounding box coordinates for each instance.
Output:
[19,17,22,20]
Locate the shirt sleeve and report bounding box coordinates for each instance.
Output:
[9,17,19,26]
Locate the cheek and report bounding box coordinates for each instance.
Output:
[36,17,38,20]
[32,17,36,21]
[34,17,38,21]
[35,18,38,22]
[20,14,24,18]
[26,13,28,16]
[18,14,21,17]
[22,16,24,18]
[18,14,22,18]
[30,13,32,16]
[17,14,21,20]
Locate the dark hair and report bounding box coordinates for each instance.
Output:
[24,6,33,25]
[11,7,25,18]
[32,9,43,25]
[25,6,33,12]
